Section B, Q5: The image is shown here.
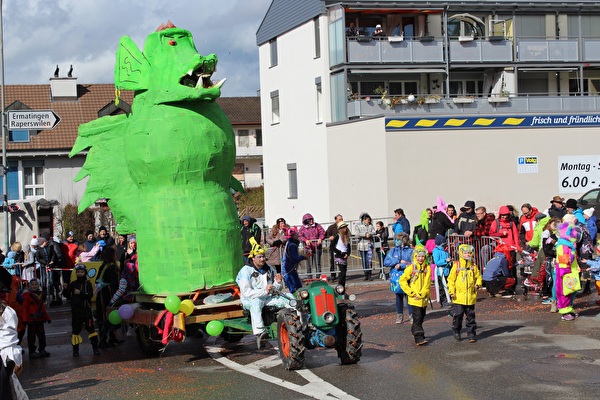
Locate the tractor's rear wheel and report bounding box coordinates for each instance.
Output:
[277,309,305,370]
[336,305,362,365]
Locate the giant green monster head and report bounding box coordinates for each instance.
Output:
[115,21,224,103]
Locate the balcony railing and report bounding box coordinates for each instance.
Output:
[347,95,600,119]
[346,37,600,64]
[348,37,444,63]
[236,146,263,157]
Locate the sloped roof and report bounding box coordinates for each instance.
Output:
[5,83,134,152]
[4,83,261,152]
[218,96,261,126]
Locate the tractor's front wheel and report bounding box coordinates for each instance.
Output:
[277,309,305,370]
[336,305,362,365]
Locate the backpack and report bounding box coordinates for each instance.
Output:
[389,268,404,294]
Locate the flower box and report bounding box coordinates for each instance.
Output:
[453,97,475,104]
[488,96,510,103]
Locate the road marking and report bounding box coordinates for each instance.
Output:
[46,331,69,337]
[205,344,359,400]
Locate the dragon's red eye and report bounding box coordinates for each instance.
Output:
[169,40,176,46]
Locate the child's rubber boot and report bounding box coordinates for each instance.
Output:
[91,338,101,356]
[72,345,79,357]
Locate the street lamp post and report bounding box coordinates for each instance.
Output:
[0,0,8,253]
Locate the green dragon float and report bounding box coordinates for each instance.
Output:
[70,21,243,294]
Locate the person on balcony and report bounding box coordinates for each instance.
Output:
[373,24,385,38]
[346,22,359,37]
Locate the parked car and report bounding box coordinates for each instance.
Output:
[577,188,600,224]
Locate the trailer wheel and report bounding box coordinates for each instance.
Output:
[220,329,243,343]
[277,309,305,370]
[336,305,362,365]
[136,325,164,356]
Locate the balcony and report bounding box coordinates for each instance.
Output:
[346,37,600,64]
[347,95,600,119]
[348,37,444,63]
[236,146,263,158]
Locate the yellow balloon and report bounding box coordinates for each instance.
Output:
[180,299,195,316]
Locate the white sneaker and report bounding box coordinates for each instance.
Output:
[408,314,413,323]
[395,314,404,324]
[127,325,135,337]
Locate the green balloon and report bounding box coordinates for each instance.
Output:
[108,310,123,325]
[164,295,181,314]
[206,320,224,336]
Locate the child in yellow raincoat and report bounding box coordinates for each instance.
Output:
[448,244,482,343]
[399,245,431,346]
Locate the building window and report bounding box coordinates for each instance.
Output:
[269,38,278,67]
[23,160,44,197]
[360,81,385,97]
[314,18,321,58]
[389,81,419,96]
[287,163,297,199]
[315,77,323,123]
[9,129,30,143]
[449,79,484,96]
[255,129,262,146]
[270,90,280,124]
[238,129,250,147]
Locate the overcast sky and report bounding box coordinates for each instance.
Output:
[2,0,272,97]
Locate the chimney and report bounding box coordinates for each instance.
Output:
[50,65,78,100]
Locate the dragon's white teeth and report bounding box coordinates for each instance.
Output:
[187,69,194,76]
[195,77,203,88]
[214,78,226,89]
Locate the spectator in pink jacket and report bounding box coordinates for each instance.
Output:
[298,213,325,279]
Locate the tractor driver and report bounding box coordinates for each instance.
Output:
[236,237,286,349]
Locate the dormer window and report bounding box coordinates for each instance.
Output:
[9,129,30,143]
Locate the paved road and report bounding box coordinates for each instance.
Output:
[17,279,600,400]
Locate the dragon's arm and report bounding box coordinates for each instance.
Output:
[70,114,138,233]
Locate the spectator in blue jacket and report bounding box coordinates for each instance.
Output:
[384,232,414,324]
[482,244,516,297]
[391,208,410,236]
[432,234,452,307]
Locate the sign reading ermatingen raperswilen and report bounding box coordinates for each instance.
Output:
[7,110,61,130]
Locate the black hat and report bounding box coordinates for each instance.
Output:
[460,200,475,212]
[534,213,547,221]
[85,230,94,237]
[435,234,446,246]
[565,198,578,209]
[0,267,12,292]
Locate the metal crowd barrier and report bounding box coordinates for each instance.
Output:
[270,236,390,281]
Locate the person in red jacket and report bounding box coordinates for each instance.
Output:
[518,203,540,248]
[62,231,79,292]
[490,205,522,288]
[22,278,51,359]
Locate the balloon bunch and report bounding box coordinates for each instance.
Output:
[108,304,136,325]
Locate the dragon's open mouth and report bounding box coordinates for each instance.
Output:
[179,66,225,90]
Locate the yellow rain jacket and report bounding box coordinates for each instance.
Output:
[447,248,482,306]
[399,246,431,308]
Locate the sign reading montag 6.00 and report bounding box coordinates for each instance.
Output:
[558,155,600,194]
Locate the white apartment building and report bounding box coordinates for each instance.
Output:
[257,0,600,227]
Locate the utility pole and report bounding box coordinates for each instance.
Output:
[0,0,8,253]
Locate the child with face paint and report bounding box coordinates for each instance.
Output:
[399,245,431,346]
[447,244,483,343]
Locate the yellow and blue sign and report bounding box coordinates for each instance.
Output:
[385,114,600,131]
